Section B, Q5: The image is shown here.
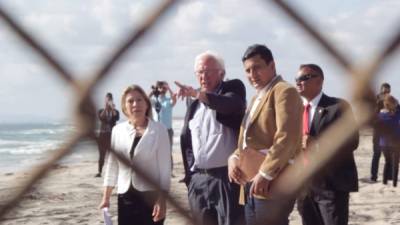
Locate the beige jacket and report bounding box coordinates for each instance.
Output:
[233,76,303,179]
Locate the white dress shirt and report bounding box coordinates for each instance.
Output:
[302,91,323,128]
[189,102,236,170]
[103,119,171,193]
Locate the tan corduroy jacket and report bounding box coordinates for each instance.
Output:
[233,76,303,179]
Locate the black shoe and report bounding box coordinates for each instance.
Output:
[95,173,101,178]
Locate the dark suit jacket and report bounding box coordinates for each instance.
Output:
[309,94,359,192]
[180,79,246,185]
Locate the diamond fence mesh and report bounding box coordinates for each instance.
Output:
[0,0,399,224]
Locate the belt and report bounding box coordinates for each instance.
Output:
[194,166,227,175]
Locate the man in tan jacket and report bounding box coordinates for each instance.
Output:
[228,44,303,225]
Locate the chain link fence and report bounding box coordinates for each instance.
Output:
[0,0,399,224]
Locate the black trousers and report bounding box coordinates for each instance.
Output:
[167,128,174,170]
[297,189,350,225]
[382,146,399,187]
[118,186,164,225]
[370,131,381,181]
[97,132,111,174]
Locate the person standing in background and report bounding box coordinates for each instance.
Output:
[149,81,177,176]
[370,83,391,182]
[377,94,400,187]
[96,92,120,178]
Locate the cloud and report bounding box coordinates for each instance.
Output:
[321,1,400,59]
[0,0,399,121]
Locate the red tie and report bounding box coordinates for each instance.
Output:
[303,104,311,135]
[302,103,311,166]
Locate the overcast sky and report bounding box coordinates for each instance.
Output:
[0,0,399,123]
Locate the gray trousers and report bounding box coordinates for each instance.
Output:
[188,167,244,225]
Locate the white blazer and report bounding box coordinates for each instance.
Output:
[103,119,171,193]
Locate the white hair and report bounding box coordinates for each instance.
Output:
[193,50,226,76]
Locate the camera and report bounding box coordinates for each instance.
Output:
[151,81,166,98]
[152,81,166,114]
[107,100,114,108]
[151,85,161,97]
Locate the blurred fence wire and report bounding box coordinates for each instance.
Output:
[0,0,399,224]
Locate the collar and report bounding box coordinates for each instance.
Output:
[126,118,151,135]
[256,75,280,97]
[212,81,223,94]
[302,91,323,107]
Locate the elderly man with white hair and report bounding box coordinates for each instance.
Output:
[175,50,246,225]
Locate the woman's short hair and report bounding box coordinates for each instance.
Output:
[383,94,398,114]
[121,85,153,118]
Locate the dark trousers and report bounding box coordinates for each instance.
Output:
[97,132,111,174]
[188,167,244,225]
[382,147,399,187]
[244,183,295,225]
[167,128,174,170]
[370,132,381,181]
[297,189,350,225]
[118,186,164,225]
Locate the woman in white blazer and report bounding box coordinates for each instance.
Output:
[99,85,171,225]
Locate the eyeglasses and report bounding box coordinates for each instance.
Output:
[295,74,319,82]
[195,69,220,76]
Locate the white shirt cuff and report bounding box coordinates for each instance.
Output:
[258,170,274,181]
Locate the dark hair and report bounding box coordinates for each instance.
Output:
[299,64,324,79]
[381,82,391,89]
[106,92,113,99]
[242,44,274,65]
[156,81,166,87]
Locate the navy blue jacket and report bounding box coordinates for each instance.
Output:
[180,79,246,186]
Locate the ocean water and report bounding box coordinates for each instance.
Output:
[0,119,184,173]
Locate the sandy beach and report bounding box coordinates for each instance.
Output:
[0,130,399,225]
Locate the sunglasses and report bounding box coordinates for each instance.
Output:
[295,73,319,82]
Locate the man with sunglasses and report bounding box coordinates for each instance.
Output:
[295,64,359,225]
